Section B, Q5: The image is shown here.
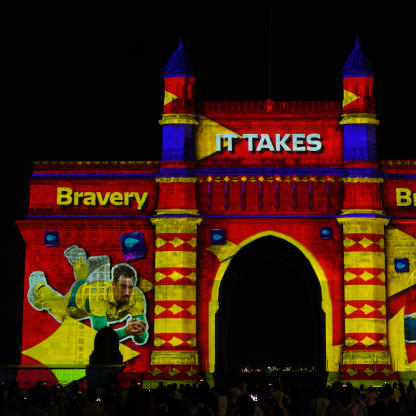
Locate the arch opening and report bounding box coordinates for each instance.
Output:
[215,236,326,385]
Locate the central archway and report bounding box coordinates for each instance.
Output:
[210,232,334,385]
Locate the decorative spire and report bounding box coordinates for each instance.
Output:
[164,38,195,77]
[343,36,373,77]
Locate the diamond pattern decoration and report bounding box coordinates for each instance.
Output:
[155,237,167,248]
[155,271,197,282]
[169,304,184,315]
[379,337,387,346]
[169,369,180,376]
[170,237,185,248]
[375,239,384,249]
[347,368,358,376]
[169,271,186,281]
[345,270,386,282]
[154,304,196,316]
[150,369,162,376]
[345,337,359,346]
[187,305,197,315]
[154,337,165,347]
[360,304,376,315]
[186,338,196,347]
[377,272,385,282]
[377,305,387,315]
[364,368,376,376]
[359,271,376,281]
[155,272,167,282]
[346,335,390,347]
[344,271,358,281]
[345,303,386,316]
[344,238,356,248]
[153,336,189,347]
[187,237,197,248]
[345,304,358,315]
[155,305,167,316]
[361,336,377,346]
[359,238,375,248]
[168,337,184,347]
[187,368,198,376]
[187,272,197,282]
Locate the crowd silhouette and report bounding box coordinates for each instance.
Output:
[3,328,416,415]
[2,376,416,416]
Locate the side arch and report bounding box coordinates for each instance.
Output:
[207,230,342,374]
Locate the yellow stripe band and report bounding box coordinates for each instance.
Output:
[154,318,196,334]
[155,251,197,269]
[151,217,202,234]
[344,252,385,269]
[337,217,389,234]
[150,350,199,365]
[339,113,380,125]
[343,350,391,365]
[155,178,198,183]
[159,113,198,125]
[345,318,387,334]
[154,285,196,301]
[344,285,386,301]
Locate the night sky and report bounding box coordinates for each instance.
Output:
[2,4,415,366]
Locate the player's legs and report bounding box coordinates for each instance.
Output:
[27,271,70,323]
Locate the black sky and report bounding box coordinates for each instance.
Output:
[2,3,415,364]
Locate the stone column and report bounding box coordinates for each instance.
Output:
[143,175,202,387]
[338,210,396,385]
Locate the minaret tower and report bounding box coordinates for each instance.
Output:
[144,39,202,387]
[337,38,396,386]
[341,36,378,161]
[160,38,197,165]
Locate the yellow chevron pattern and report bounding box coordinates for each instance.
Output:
[345,303,386,316]
[153,336,197,347]
[154,304,197,316]
[344,270,385,282]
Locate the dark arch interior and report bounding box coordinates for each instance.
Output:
[215,236,326,384]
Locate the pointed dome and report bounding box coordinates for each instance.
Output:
[343,37,373,77]
[164,38,195,77]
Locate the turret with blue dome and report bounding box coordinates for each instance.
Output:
[159,39,197,163]
[343,37,374,78]
[164,38,195,78]
[340,37,378,161]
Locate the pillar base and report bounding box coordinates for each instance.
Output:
[143,349,201,387]
[340,379,397,388]
[142,378,199,389]
[341,348,397,386]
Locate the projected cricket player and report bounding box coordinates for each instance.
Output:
[27,245,149,345]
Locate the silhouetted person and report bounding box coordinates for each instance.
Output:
[87,326,124,392]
